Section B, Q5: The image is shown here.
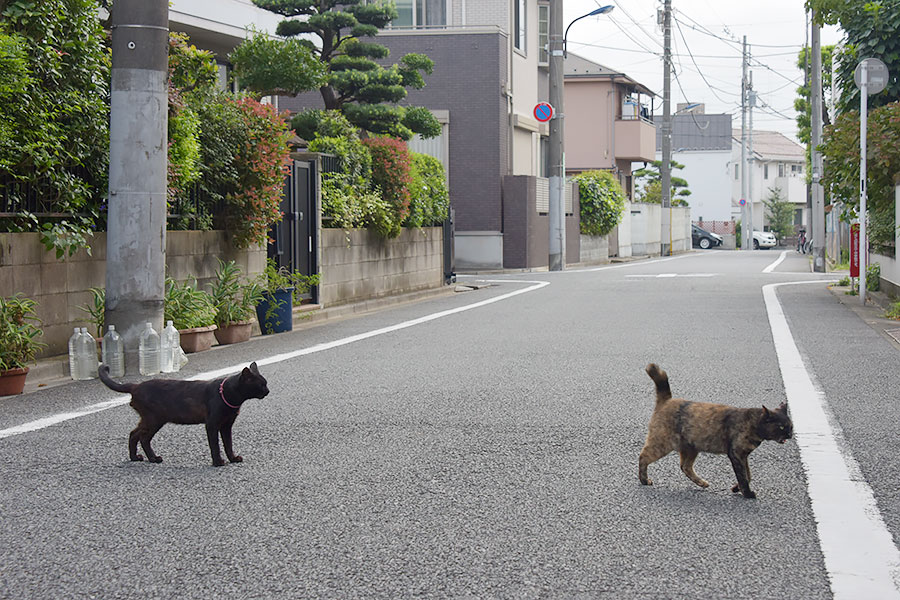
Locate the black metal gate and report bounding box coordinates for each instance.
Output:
[268,159,318,303]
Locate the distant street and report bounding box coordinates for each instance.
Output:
[3,249,900,599]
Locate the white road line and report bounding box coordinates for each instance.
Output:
[764,280,900,599]
[763,250,788,273]
[0,280,550,440]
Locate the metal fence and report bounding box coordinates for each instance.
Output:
[694,220,735,235]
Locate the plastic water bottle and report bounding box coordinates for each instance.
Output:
[139,322,160,376]
[102,325,125,378]
[161,320,181,373]
[76,327,99,380]
[68,327,81,380]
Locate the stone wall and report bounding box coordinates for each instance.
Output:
[319,227,444,307]
[0,231,265,358]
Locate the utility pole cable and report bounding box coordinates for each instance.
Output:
[660,0,673,256]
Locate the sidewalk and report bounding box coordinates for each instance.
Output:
[21,284,459,395]
[826,281,900,351]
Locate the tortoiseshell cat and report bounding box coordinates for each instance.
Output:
[639,363,792,499]
[99,362,269,466]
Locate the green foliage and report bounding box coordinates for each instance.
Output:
[167,106,202,205]
[229,29,327,97]
[886,300,900,319]
[837,276,851,287]
[406,153,449,228]
[572,170,626,236]
[363,137,412,238]
[250,0,441,139]
[255,258,320,305]
[0,0,109,257]
[794,45,834,147]
[164,277,218,330]
[763,187,795,242]
[194,95,292,248]
[809,1,900,113]
[634,160,691,206]
[209,260,264,326]
[77,287,105,337]
[820,101,900,250]
[0,294,45,371]
[867,262,881,291]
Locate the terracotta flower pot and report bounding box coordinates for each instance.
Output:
[178,325,218,353]
[0,367,29,396]
[214,321,253,345]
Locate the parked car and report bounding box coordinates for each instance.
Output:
[753,230,777,249]
[692,224,723,249]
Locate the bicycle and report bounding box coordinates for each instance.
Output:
[797,229,807,253]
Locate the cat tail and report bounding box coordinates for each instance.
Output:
[98,365,135,394]
[645,363,672,404]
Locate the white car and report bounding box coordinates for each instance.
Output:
[752,230,777,249]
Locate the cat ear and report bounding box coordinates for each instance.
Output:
[778,402,788,412]
[249,362,259,373]
[762,406,771,418]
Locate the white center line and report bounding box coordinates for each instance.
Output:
[764,280,900,598]
[0,280,550,440]
[763,250,788,273]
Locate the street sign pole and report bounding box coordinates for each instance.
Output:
[854,57,888,304]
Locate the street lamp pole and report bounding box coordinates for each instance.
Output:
[549,4,613,271]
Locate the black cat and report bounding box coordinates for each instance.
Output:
[99,362,269,466]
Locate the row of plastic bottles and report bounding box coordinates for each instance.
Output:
[68,321,187,380]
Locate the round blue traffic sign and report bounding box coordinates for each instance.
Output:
[534,102,554,122]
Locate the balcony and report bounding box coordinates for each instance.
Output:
[614,117,657,162]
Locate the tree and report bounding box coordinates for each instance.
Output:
[763,186,795,242]
[794,45,834,147]
[634,160,691,206]
[809,1,900,113]
[245,0,441,140]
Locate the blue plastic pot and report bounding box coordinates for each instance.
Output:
[255,288,294,335]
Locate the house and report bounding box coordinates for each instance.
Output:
[651,105,733,224]
[564,53,656,199]
[730,129,806,232]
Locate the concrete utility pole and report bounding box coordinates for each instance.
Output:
[741,36,749,249]
[659,0,673,256]
[811,13,826,272]
[748,71,754,241]
[548,0,566,271]
[105,0,169,373]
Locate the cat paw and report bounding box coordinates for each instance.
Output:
[130,455,144,462]
[697,480,710,488]
[742,489,757,499]
[640,478,652,486]
[229,455,243,463]
[212,459,226,467]
[731,484,740,493]
[149,456,163,463]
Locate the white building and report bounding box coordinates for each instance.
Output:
[730,129,806,232]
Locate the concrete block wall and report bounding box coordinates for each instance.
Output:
[319,227,443,307]
[579,234,609,265]
[629,203,691,256]
[0,231,264,358]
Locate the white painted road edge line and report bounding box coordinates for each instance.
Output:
[764,280,900,599]
[763,250,788,273]
[0,280,550,440]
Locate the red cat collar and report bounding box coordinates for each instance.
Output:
[219,379,240,410]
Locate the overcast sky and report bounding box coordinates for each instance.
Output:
[563,0,844,142]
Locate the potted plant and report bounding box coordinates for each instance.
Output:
[254,258,320,335]
[164,277,218,352]
[209,259,263,345]
[0,294,46,395]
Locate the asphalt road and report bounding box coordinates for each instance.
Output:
[1,249,897,599]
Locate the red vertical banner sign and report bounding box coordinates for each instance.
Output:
[850,223,860,278]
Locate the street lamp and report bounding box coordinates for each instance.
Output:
[549,4,614,270]
[564,5,614,58]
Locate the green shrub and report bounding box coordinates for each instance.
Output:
[363,137,412,238]
[572,170,626,236]
[867,262,881,292]
[406,153,449,228]
[164,277,217,330]
[886,301,900,320]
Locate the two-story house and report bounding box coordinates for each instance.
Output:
[730,129,806,232]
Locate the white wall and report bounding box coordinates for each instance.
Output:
[654,149,732,222]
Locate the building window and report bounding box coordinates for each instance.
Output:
[734,164,738,180]
[390,0,446,28]
[764,164,768,179]
[778,163,785,177]
[538,4,549,65]
[515,0,526,51]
